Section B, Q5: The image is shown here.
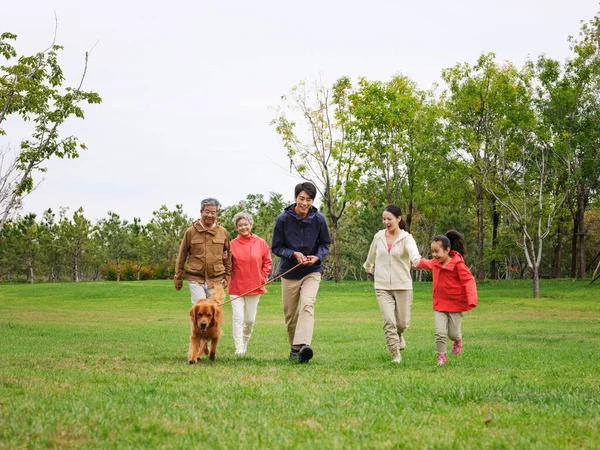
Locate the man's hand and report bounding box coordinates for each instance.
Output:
[304,256,319,266]
[368,265,375,275]
[221,278,229,288]
[174,278,182,291]
[293,252,307,264]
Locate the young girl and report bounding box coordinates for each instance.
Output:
[416,230,477,366]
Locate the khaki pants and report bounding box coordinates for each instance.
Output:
[434,310,463,354]
[375,289,412,353]
[281,272,321,348]
[231,295,260,353]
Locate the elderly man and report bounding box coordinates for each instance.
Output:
[174,198,232,303]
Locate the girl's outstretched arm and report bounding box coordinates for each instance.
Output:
[417,257,434,271]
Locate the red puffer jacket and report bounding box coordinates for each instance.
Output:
[418,251,478,312]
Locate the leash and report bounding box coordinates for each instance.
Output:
[217,262,303,307]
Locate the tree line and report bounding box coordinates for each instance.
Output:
[271,12,600,297]
[2,12,600,297]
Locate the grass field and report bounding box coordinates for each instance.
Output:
[1,279,599,449]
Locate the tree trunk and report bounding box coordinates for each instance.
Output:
[331,217,341,283]
[490,200,499,279]
[117,259,121,282]
[73,255,79,283]
[570,211,578,278]
[29,263,34,284]
[577,187,587,279]
[475,183,485,280]
[554,217,563,279]
[532,265,540,298]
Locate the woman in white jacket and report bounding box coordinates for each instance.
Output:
[364,204,421,363]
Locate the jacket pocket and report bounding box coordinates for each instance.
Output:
[213,263,225,276]
[191,238,204,255]
[186,261,204,276]
[444,287,464,302]
[212,238,225,245]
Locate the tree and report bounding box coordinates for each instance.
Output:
[147,205,191,278]
[442,53,508,281]
[129,217,150,281]
[57,207,93,282]
[272,79,361,281]
[0,27,101,231]
[15,213,39,283]
[538,13,600,279]
[98,212,130,281]
[38,208,62,282]
[479,60,571,297]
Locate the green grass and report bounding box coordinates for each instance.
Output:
[1,279,599,449]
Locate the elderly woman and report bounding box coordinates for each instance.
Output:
[229,212,272,355]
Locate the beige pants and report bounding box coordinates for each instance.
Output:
[434,310,463,354]
[375,289,412,353]
[281,272,321,349]
[231,295,260,353]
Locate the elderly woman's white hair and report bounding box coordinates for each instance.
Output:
[232,211,254,227]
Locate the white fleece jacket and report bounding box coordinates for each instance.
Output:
[363,229,421,290]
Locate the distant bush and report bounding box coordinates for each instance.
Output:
[101,261,173,281]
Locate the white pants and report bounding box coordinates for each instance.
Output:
[189,281,213,304]
[231,295,260,353]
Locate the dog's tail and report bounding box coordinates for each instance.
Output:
[211,284,225,304]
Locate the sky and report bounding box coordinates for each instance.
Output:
[2,0,598,223]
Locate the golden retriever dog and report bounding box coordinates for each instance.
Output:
[188,285,224,363]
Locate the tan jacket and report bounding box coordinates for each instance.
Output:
[174,221,232,289]
[363,229,421,290]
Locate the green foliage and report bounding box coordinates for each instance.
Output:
[0,29,101,231]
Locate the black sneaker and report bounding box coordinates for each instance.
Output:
[289,349,300,361]
[298,345,313,364]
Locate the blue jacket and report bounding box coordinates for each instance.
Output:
[271,204,331,279]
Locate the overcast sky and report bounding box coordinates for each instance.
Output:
[2,0,598,223]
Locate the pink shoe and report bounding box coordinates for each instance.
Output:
[452,340,463,355]
[437,353,447,366]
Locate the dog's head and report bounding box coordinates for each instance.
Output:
[190,300,217,333]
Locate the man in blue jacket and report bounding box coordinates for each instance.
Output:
[271,182,331,363]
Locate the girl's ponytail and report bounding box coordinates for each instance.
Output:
[445,230,467,256]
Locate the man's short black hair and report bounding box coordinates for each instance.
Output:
[294,182,317,200]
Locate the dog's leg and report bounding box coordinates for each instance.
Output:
[197,339,208,361]
[209,336,219,361]
[188,335,199,364]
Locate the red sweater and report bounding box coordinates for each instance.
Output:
[418,251,478,312]
[229,234,272,296]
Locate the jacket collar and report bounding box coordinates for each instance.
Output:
[376,229,409,244]
[193,220,220,234]
[284,204,319,221]
[439,250,464,270]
